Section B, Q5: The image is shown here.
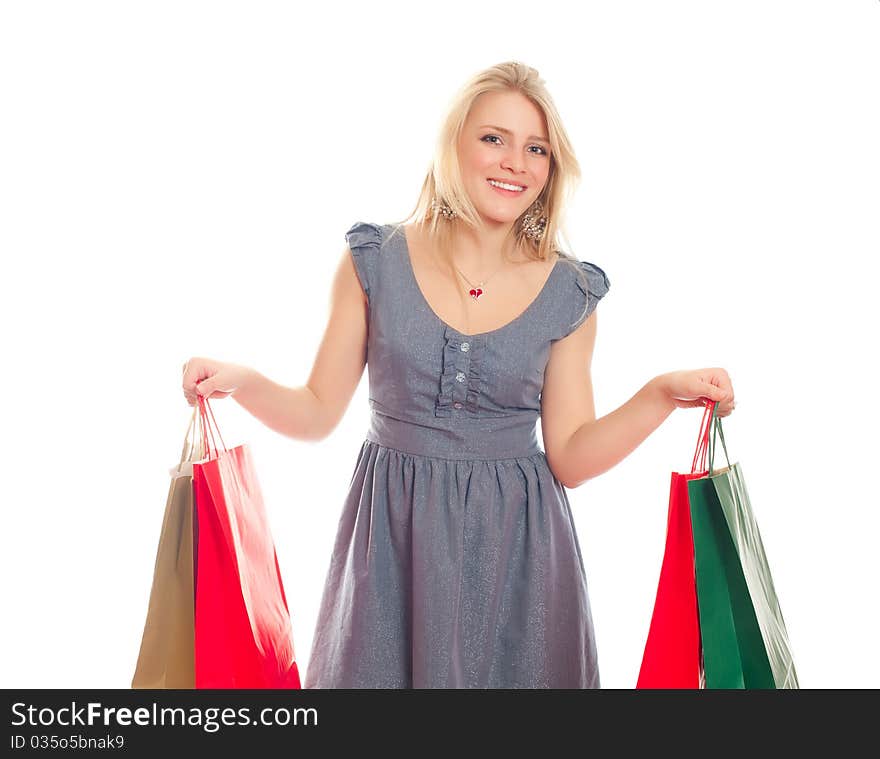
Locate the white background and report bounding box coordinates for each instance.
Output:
[2,0,877,689]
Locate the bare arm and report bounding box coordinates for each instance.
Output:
[558,376,675,488]
[231,244,369,441]
[541,310,675,489]
[231,375,330,441]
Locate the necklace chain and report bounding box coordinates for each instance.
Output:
[451,259,507,301]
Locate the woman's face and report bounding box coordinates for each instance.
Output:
[457,89,552,227]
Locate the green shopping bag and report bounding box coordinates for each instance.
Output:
[688,401,799,689]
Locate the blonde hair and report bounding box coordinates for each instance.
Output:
[387,60,590,298]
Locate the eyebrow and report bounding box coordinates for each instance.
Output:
[478,124,550,145]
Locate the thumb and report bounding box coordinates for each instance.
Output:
[196,380,211,397]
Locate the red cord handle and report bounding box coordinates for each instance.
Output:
[196,394,228,459]
[689,399,732,476]
[690,400,716,474]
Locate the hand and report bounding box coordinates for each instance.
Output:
[181,357,253,407]
[658,368,736,417]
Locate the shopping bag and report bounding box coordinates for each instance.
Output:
[131,407,203,688]
[192,395,301,689]
[636,407,710,689]
[635,474,702,688]
[638,401,799,689]
[688,402,799,689]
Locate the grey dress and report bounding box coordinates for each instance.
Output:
[303,221,611,689]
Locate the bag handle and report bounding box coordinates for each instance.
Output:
[707,401,732,477]
[196,395,228,460]
[690,402,712,474]
[174,405,206,474]
[690,400,732,476]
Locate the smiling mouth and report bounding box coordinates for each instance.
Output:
[487,178,527,192]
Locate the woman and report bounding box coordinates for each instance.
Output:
[182,61,736,688]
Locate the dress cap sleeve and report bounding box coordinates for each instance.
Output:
[562,259,610,338]
[345,221,383,306]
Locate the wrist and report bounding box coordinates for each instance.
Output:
[232,366,260,399]
[649,373,676,414]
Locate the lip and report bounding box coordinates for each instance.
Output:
[486,178,527,197]
[487,177,527,189]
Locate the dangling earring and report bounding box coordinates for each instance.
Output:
[521,199,547,242]
[430,197,457,220]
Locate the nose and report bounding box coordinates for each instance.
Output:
[500,146,526,175]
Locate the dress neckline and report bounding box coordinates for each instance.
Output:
[394,223,562,339]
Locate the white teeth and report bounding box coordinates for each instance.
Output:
[488,179,524,191]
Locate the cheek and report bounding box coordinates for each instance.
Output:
[462,143,493,171]
[533,161,551,183]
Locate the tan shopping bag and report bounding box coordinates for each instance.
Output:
[131,407,204,688]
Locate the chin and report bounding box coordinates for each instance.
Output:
[477,199,526,221]
[477,211,519,226]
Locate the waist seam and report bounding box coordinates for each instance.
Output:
[363,435,544,463]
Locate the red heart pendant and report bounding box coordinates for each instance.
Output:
[469,288,483,299]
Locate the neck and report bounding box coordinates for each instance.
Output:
[448,220,518,273]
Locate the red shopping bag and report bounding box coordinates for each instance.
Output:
[192,395,301,688]
[636,407,715,689]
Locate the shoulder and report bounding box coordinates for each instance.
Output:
[566,257,610,298]
[345,221,386,254]
[344,221,393,306]
[556,255,611,338]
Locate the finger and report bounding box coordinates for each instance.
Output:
[702,383,728,403]
[701,370,733,398]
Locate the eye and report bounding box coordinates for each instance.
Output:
[481,134,548,156]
